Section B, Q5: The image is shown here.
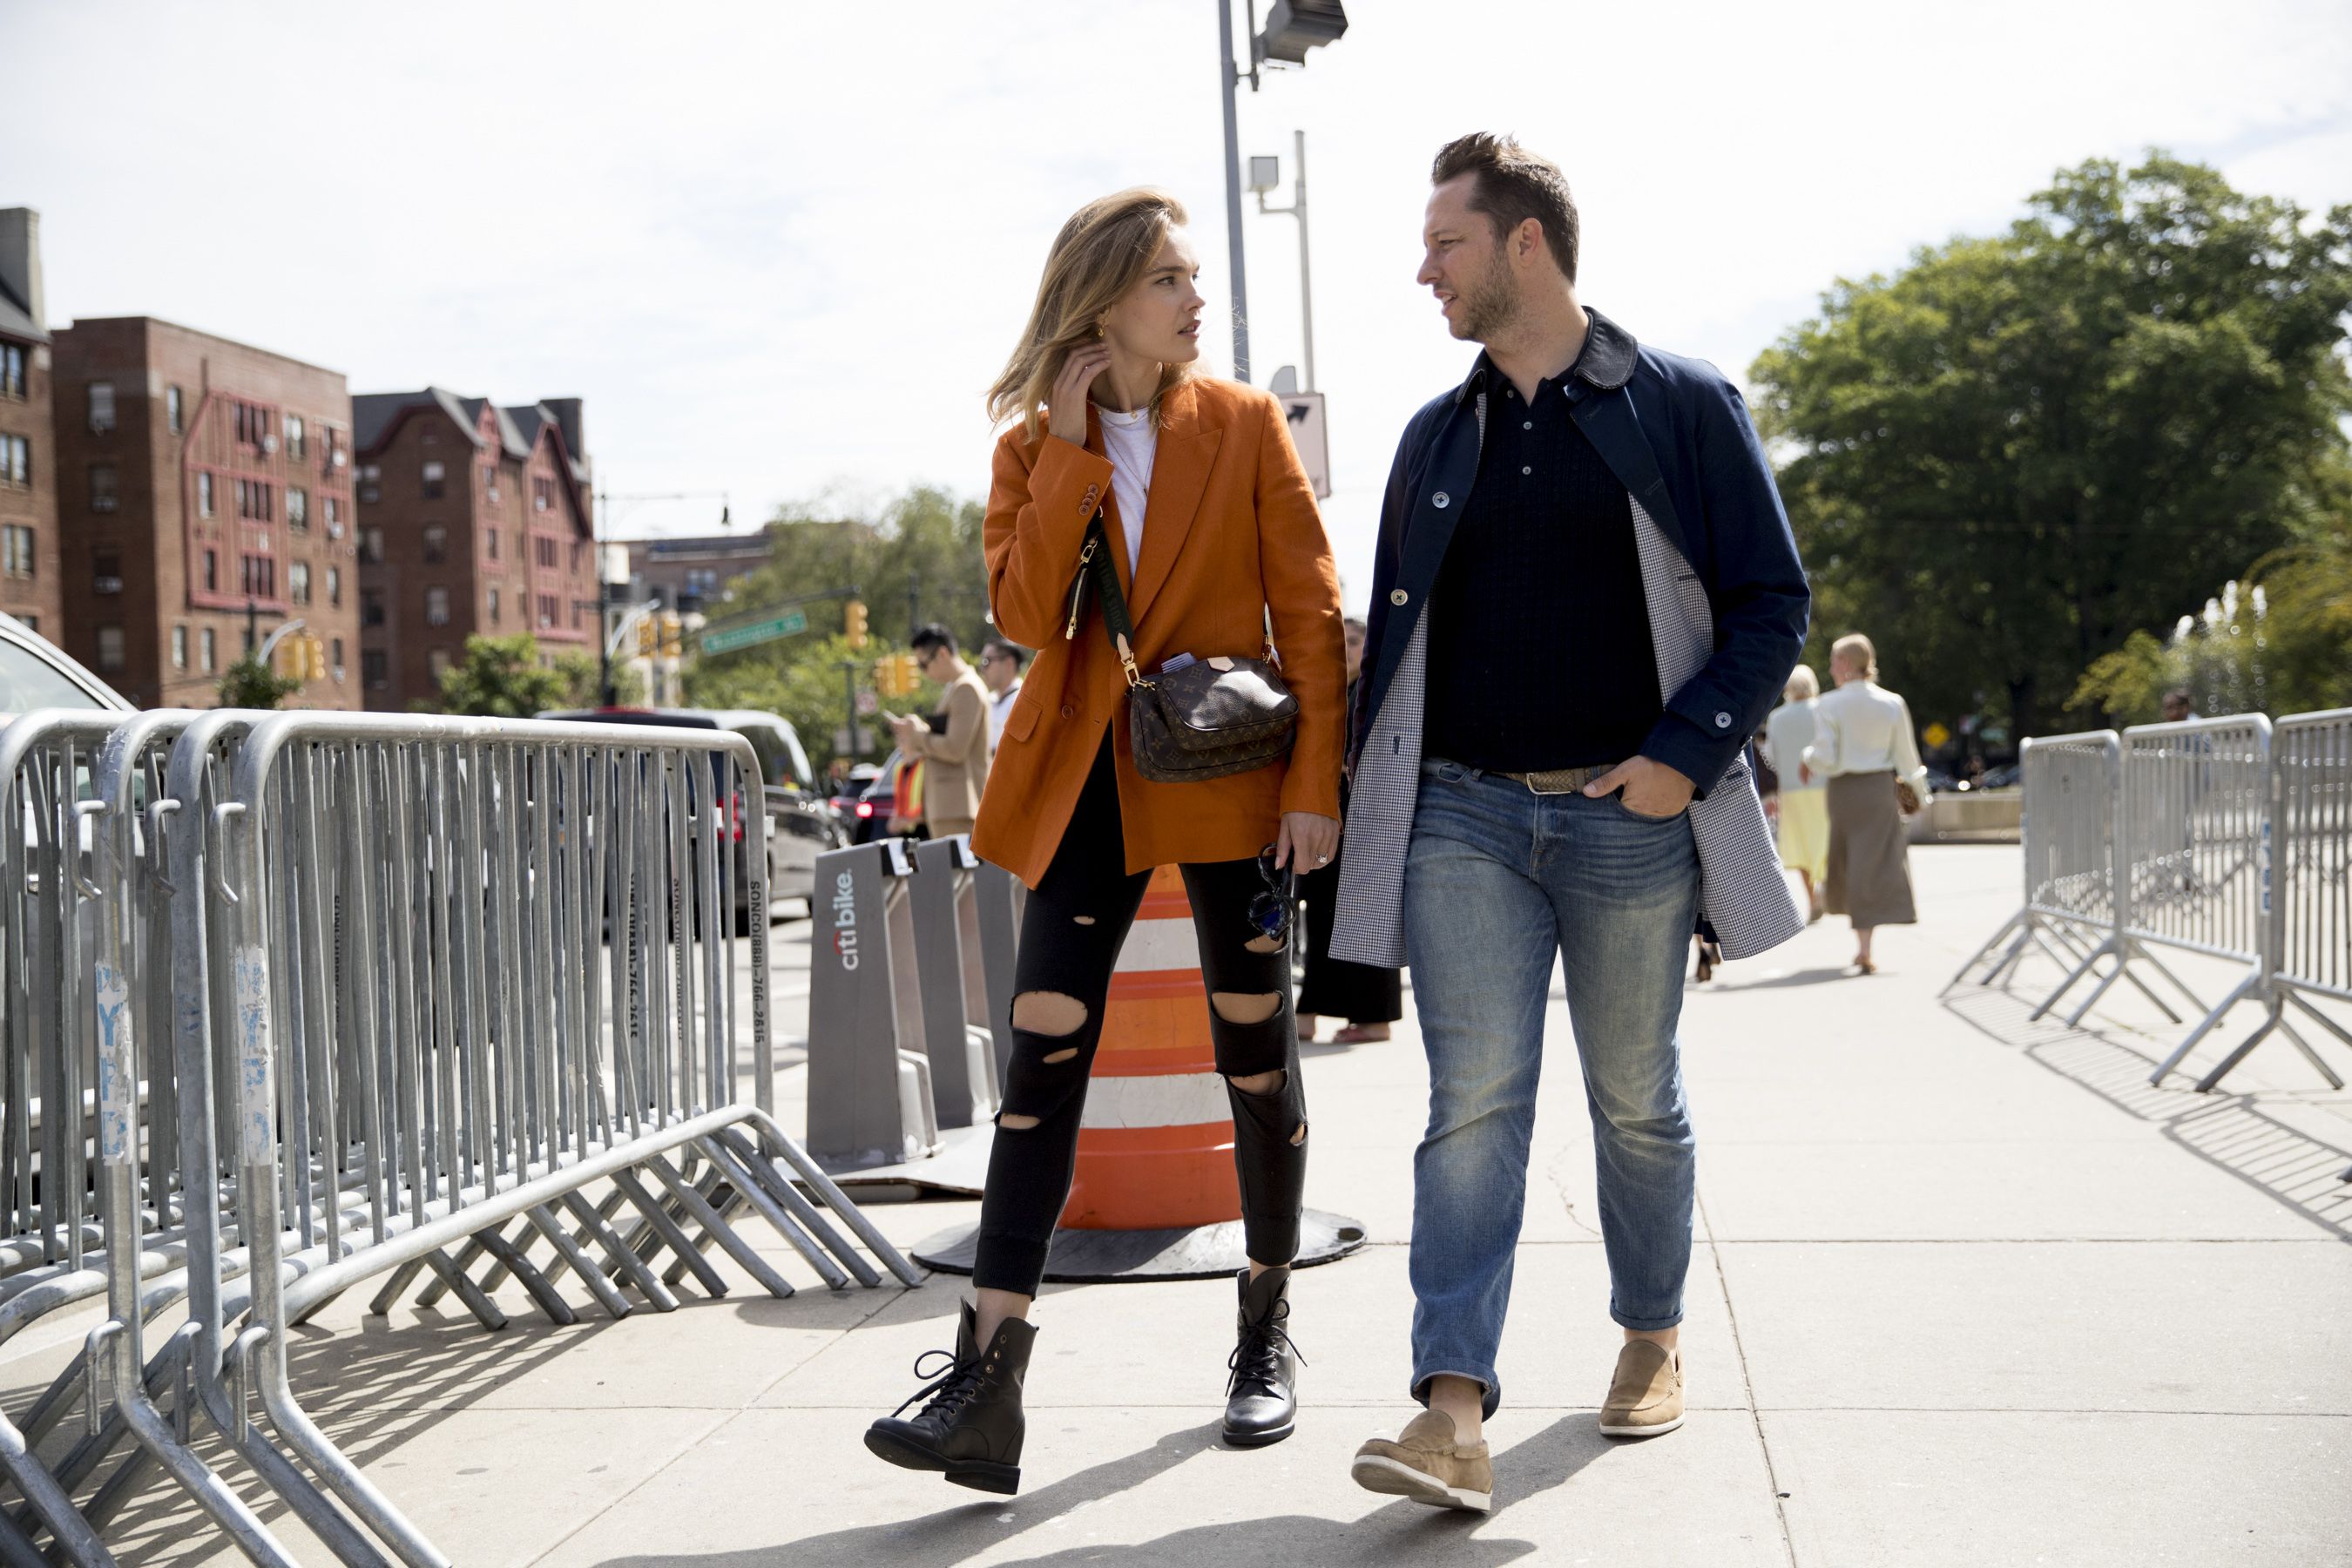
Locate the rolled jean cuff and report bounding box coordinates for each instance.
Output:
[1410,1365,1502,1423]
[1610,1305,1686,1334]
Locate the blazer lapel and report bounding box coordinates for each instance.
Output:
[1126,384,1220,625]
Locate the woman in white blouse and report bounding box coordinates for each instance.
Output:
[1801,633,1929,973]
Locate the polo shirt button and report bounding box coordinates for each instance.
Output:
[1714,712,1732,728]
[1521,466,1532,476]
[1389,589,1409,605]
[1060,704,1076,719]
[1432,492,1450,509]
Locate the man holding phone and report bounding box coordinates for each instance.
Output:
[887,623,993,840]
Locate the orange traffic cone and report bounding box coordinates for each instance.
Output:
[1058,866,1240,1230]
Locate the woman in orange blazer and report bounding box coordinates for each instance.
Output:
[864,189,1344,1493]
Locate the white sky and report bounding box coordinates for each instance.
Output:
[14,0,2351,606]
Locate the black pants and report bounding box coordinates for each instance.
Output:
[972,740,1308,1295]
[1294,844,1403,1024]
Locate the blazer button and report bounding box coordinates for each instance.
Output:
[1389,589,1409,606]
[1431,491,1450,509]
[1714,712,1732,728]
[1060,704,1076,720]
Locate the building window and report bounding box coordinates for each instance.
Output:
[360,527,383,564]
[92,549,121,595]
[485,526,499,560]
[283,416,305,461]
[362,589,385,627]
[324,427,343,470]
[330,638,344,680]
[429,648,451,679]
[537,593,558,628]
[534,536,558,570]
[327,565,341,607]
[1,344,24,398]
[483,466,499,503]
[422,461,445,499]
[89,463,118,512]
[202,549,217,591]
[487,586,500,625]
[288,560,311,605]
[533,476,553,512]
[324,496,342,537]
[287,488,308,531]
[362,649,389,689]
[166,385,183,433]
[172,625,188,670]
[235,478,274,521]
[1,434,27,486]
[425,585,449,625]
[422,526,447,564]
[240,554,275,598]
[87,382,116,434]
[96,626,125,672]
[233,401,271,449]
[358,464,381,504]
[200,627,216,672]
[0,524,32,578]
[197,472,215,517]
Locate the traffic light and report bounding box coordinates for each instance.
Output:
[305,635,328,679]
[636,615,658,657]
[844,598,868,649]
[659,613,683,658]
[900,652,923,693]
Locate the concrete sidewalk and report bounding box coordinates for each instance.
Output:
[22,846,2350,1565]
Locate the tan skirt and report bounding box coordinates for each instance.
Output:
[1824,770,1916,927]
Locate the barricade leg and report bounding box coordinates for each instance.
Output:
[2149,968,2266,1085]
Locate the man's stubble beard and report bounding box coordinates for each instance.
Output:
[1450,243,1521,344]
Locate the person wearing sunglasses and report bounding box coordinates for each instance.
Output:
[862,188,1344,1495]
[976,637,1027,754]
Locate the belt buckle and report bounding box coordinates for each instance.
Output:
[1523,767,1591,796]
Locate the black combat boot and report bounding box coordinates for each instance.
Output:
[864,1300,1035,1494]
[1222,1264,1302,1447]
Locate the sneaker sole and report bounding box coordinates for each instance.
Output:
[862,1429,1022,1494]
[1349,1454,1491,1513]
[1221,1420,1295,1449]
[1598,1413,1685,1438]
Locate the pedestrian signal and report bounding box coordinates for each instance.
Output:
[844,598,868,649]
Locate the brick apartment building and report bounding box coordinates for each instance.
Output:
[0,210,60,639]
[625,531,770,612]
[48,316,362,709]
[351,389,594,710]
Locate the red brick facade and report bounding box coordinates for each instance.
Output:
[47,317,361,710]
[351,391,595,711]
[0,210,59,639]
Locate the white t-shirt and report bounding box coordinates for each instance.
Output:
[1097,404,1156,575]
[987,679,1022,751]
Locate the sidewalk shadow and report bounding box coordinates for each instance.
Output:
[1943,987,2352,1241]
[586,1413,1608,1568]
[1697,966,1852,993]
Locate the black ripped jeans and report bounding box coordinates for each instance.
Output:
[973,739,1308,1295]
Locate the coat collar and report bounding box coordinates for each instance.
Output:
[1451,305,1639,405]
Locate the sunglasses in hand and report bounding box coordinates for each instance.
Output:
[1248,844,1297,945]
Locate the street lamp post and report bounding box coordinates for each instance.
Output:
[1216,1,1347,386]
[1251,129,1316,391]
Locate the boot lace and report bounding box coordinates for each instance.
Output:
[890,1346,986,1423]
[1227,1294,1306,1400]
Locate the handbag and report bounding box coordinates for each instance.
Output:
[1895,777,1923,816]
[1063,514,1299,783]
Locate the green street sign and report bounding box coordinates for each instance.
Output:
[700,611,807,655]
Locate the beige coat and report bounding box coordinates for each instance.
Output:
[906,666,991,831]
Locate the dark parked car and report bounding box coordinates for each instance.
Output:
[537,706,841,919]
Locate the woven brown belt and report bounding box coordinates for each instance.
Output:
[1492,763,1619,795]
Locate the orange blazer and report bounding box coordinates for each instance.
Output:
[970,376,1344,887]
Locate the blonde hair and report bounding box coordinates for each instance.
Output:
[1830,633,1878,680]
[988,188,1198,440]
[1783,664,1821,702]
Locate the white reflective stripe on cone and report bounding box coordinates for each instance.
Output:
[1113,916,1200,973]
[1078,1071,1229,1130]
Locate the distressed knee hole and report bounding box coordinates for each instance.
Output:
[1012,990,1087,1036]
[1243,934,1284,953]
[1291,1121,1308,1146]
[1041,1048,1078,1064]
[1212,990,1283,1025]
[1071,915,1096,925]
[999,1114,1040,1130]
[1227,1069,1287,1097]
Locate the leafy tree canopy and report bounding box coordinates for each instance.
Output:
[423,632,601,717]
[215,654,304,710]
[1753,152,2352,743]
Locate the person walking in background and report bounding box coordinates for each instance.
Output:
[979,636,1028,753]
[1296,615,1402,1044]
[863,186,1343,1493]
[2160,687,2195,724]
[1802,633,1926,975]
[886,625,991,840]
[1333,133,1806,1514]
[1767,664,1828,923]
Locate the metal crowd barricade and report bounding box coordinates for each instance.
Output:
[0,708,922,1568]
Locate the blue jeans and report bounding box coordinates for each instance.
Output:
[1403,758,1701,1417]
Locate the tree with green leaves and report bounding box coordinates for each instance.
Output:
[422,632,602,717]
[1753,152,2352,744]
[215,653,304,710]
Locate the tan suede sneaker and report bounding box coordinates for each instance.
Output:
[1349,1409,1492,1512]
[1598,1341,1685,1437]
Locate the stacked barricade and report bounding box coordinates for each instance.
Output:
[0,706,917,1568]
[1950,708,2352,1096]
